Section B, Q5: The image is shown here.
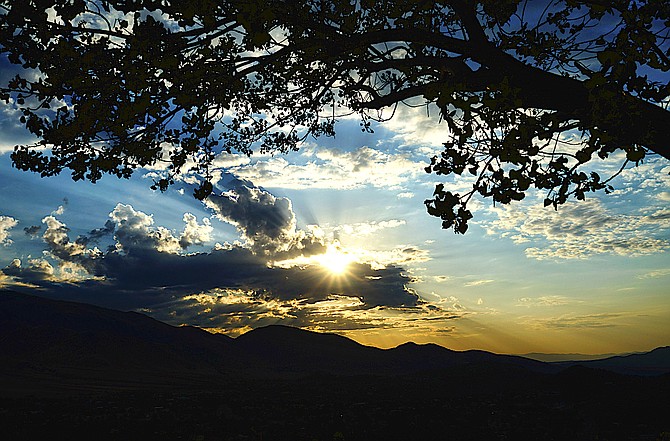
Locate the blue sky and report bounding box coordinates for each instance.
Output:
[1,96,669,356]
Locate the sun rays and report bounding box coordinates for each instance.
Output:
[314,244,353,276]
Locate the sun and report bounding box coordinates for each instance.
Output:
[316,245,353,275]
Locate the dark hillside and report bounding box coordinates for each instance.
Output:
[1,290,669,440]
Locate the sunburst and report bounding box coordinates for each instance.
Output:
[315,244,353,275]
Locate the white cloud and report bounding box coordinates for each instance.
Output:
[179,213,213,249]
[382,102,452,149]
[615,158,670,192]
[356,245,431,270]
[516,296,577,307]
[637,268,670,279]
[6,250,95,285]
[212,152,252,168]
[464,279,494,287]
[109,204,215,254]
[230,146,424,190]
[484,198,670,260]
[39,215,103,276]
[332,219,406,237]
[0,215,18,245]
[42,216,89,258]
[109,204,180,253]
[51,205,66,215]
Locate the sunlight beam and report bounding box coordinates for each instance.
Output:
[316,244,353,275]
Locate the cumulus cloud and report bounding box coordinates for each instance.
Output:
[41,215,101,267]
[484,198,670,260]
[4,234,421,314]
[179,213,213,248]
[76,220,115,245]
[37,215,105,279]
[108,204,213,254]
[0,215,18,245]
[205,185,325,257]
[230,146,424,190]
[3,258,56,285]
[2,206,219,289]
[109,203,179,253]
[55,199,69,212]
[205,186,295,252]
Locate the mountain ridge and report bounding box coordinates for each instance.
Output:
[2,290,668,395]
[3,290,669,440]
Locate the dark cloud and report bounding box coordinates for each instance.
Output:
[76,220,115,246]
[23,225,42,238]
[5,242,417,312]
[205,185,326,258]
[3,258,55,284]
[2,203,418,315]
[1,183,449,335]
[145,292,455,335]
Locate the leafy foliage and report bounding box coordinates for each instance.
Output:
[1,0,669,232]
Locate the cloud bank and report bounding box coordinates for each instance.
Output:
[484,198,670,260]
[229,146,424,190]
[1,184,451,334]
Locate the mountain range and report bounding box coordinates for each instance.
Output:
[1,290,669,395]
[2,290,670,440]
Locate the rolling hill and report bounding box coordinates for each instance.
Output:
[1,290,668,395]
[2,290,669,440]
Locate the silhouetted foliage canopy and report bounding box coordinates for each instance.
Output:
[1,0,669,233]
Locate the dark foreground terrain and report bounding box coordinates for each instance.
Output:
[2,291,669,441]
[3,368,670,441]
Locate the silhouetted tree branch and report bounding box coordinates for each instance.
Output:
[1,0,668,232]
